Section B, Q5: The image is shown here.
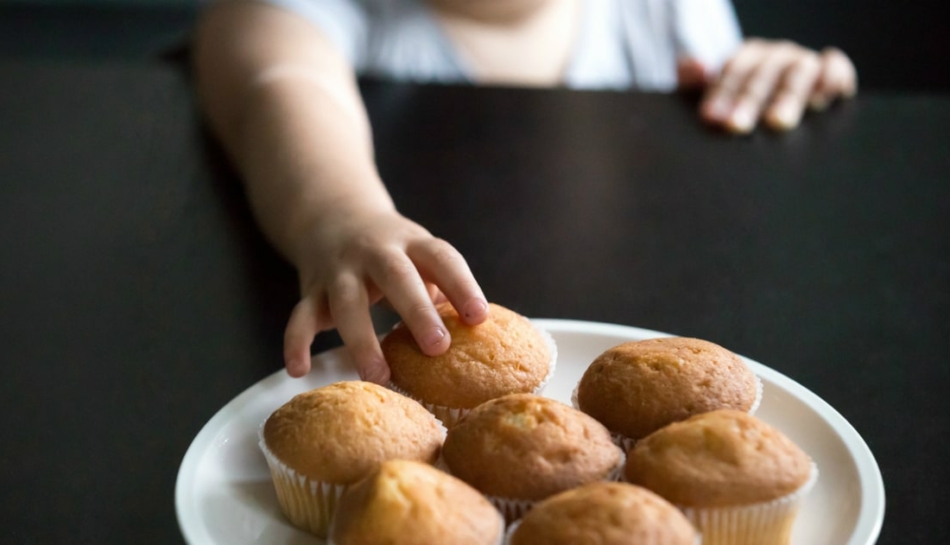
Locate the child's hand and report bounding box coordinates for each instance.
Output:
[282,209,489,384]
[688,39,857,133]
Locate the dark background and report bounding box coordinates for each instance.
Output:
[1,0,948,91]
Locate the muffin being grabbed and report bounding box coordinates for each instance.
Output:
[383,302,555,427]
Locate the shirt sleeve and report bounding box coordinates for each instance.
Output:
[671,0,743,73]
[255,0,369,69]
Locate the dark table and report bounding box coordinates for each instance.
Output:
[1,60,947,544]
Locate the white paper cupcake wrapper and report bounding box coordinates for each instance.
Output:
[607,450,627,482]
[748,368,764,416]
[488,511,508,545]
[679,462,818,545]
[487,494,538,526]
[532,322,559,396]
[503,519,523,544]
[610,431,638,454]
[387,320,558,428]
[257,427,347,539]
[386,381,470,429]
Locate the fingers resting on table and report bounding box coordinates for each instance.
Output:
[282,211,489,384]
[695,38,857,134]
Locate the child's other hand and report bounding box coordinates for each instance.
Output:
[282,209,489,384]
[687,39,857,133]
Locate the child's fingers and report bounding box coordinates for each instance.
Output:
[367,248,451,357]
[283,295,326,377]
[375,284,446,313]
[407,237,489,326]
[810,47,858,110]
[700,40,768,123]
[703,40,857,133]
[722,44,801,133]
[327,273,390,384]
[764,52,822,131]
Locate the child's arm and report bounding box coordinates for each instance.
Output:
[687,39,857,133]
[193,0,489,383]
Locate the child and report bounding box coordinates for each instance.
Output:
[192,0,857,384]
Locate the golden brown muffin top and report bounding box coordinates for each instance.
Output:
[624,410,813,507]
[442,394,622,501]
[510,482,697,545]
[262,381,443,484]
[330,460,503,545]
[383,303,551,409]
[577,337,757,440]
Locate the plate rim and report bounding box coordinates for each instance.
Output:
[175,318,885,545]
[175,358,293,544]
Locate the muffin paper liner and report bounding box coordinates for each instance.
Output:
[387,321,558,428]
[503,519,523,544]
[533,324,559,394]
[386,381,468,429]
[748,373,764,415]
[488,511,508,545]
[486,494,538,526]
[257,428,346,539]
[607,452,627,482]
[571,365,764,453]
[678,462,818,545]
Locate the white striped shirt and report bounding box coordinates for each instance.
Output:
[259,0,742,91]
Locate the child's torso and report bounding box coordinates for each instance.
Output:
[274,0,742,90]
[430,0,581,86]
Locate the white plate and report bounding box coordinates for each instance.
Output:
[176,320,885,544]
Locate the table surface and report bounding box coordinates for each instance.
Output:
[1,59,948,544]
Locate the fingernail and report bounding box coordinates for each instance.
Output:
[423,327,447,348]
[729,103,756,133]
[462,299,489,321]
[286,358,306,377]
[771,100,799,130]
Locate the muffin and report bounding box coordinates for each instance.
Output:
[442,393,623,522]
[259,381,444,538]
[624,410,817,545]
[383,302,556,427]
[576,337,761,448]
[329,460,504,545]
[508,482,698,545]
